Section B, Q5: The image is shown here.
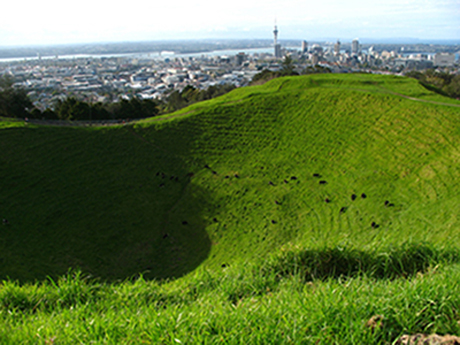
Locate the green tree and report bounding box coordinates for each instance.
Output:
[281,55,297,76]
[109,97,160,119]
[164,90,187,113]
[161,84,236,113]
[443,75,460,99]
[42,108,59,120]
[181,85,199,103]
[139,99,160,118]
[90,102,111,121]
[0,75,34,118]
[55,97,96,121]
[302,65,331,75]
[250,69,281,85]
[406,69,459,99]
[250,58,299,86]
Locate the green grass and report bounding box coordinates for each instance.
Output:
[1,73,460,343]
[1,259,459,344]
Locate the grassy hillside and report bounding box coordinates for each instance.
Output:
[135,73,460,271]
[1,73,460,343]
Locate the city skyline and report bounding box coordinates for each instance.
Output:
[1,0,459,47]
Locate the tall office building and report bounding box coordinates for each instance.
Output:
[236,52,246,66]
[273,24,282,58]
[301,40,308,54]
[311,54,319,65]
[334,40,341,55]
[352,39,359,55]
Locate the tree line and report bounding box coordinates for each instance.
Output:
[405,69,460,99]
[2,68,459,120]
[0,75,33,119]
[250,56,332,85]
[33,97,162,121]
[0,74,235,121]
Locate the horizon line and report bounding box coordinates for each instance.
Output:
[1,37,460,49]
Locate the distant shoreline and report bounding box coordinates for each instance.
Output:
[0,47,280,63]
[0,39,278,61]
[1,39,458,62]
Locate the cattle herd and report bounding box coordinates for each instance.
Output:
[156,164,396,240]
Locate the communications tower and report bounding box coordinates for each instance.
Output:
[273,22,282,58]
[273,24,278,46]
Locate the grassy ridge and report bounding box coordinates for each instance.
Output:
[137,74,460,269]
[1,74,460,343]
[1,73,460,277]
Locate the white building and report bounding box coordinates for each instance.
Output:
[434,53,456,67]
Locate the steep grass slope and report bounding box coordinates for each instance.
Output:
[1,74,460,283]
[136,73,460,270]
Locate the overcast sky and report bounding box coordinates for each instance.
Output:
[1,0,459,46]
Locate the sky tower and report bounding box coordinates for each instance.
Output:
[273,21,282,58]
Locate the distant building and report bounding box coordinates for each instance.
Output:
[274,44,282,58]
[301,41,308,54]
[405,59,433,70]
[311,44,323,55]
[334,40,341,56]
[380,50,393,60]
[434,53,455,67]
[236,52,246,66]
[311,54,320,65]
[352,39,359,55]
[273,24,282,58]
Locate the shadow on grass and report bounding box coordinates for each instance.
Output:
[419,81,450,98]
[264,243,459,281]
[0,125,212,283]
